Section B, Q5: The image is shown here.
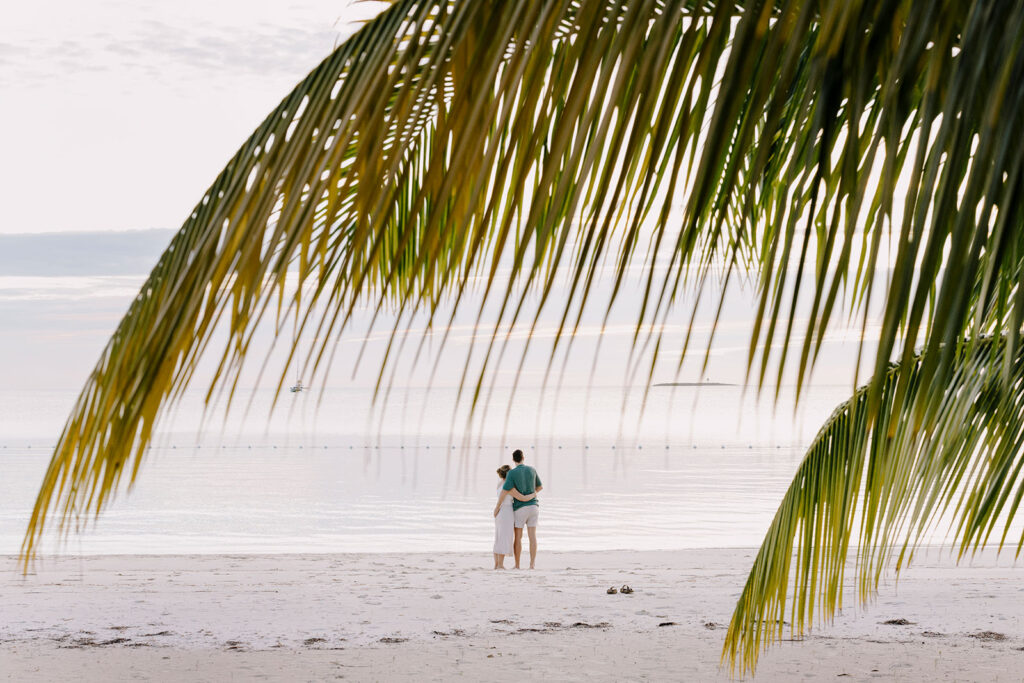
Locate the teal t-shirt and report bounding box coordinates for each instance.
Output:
[502,464,542,511]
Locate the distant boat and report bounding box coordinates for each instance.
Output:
[289,380,307,393]
[653,378,735,387]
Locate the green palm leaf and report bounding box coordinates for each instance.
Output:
[22,0,1024,671]
[725,336,1024,672]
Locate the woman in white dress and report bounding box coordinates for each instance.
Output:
[493,464,535,569]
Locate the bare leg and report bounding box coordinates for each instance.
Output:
[527,526,538,569]
[493,553,505,569]
[513,527,523,569]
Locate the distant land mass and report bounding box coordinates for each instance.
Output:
[0,229,174,276]
[653,382,736,387]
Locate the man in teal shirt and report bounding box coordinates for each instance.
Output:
[498,449,543,569]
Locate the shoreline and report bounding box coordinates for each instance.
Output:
[6,545,759,560]
[3,548,1023,681]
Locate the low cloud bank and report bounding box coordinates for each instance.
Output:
[0,230,173,276]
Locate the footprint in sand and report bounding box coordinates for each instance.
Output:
[969,631,1007,641]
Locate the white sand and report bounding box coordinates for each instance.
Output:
[2,548,1023,681]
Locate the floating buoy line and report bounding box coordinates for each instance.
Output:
[2,443,798,452]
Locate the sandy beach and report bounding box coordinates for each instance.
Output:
[2,548,1023,681]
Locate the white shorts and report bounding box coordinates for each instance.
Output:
[514,505,539,528]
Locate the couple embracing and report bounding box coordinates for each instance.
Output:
[492,449,542,570]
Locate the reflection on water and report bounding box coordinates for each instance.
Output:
[0,385,852,555]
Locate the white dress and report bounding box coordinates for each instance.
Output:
[493,482,514,555]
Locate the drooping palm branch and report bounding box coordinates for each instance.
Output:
[725,336,1024,672]
[23,0,1024,672]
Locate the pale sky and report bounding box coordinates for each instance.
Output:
[0,3,880,399]
[0,0,383,234]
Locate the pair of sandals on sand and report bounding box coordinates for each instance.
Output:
[606,585,633,594]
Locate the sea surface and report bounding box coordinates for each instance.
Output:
[0,385,854,555]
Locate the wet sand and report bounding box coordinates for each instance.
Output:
[3,548,1023,681]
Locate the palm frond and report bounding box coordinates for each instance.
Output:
[724,335,1024,673]
[23,5,1024,664]
[24,0,726,558]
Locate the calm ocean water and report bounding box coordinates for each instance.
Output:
[0,385,852,555]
